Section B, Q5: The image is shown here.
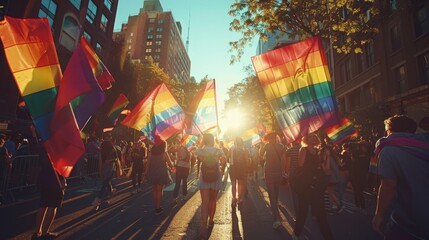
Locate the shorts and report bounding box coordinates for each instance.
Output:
[39,187,65,208]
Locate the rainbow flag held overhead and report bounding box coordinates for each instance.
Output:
[121,83,185,141]
[185,80,219,135]
[179,133,199,150]
[107,94,129,125]
[240,127,262,147]
[80,37,115,90]
[251,37,338,142]
[0,17,84,177]
[325,118,358,144]
[58,40,105,130]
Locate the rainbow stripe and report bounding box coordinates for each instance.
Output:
[80,37,115,90]
[121,83,185,141]
[107,94,129,125]
[325,118,358,144]
[0,17,84,177]
[369,156,378,174]
[240,127,262,147]
[252,37,337,142]
[185,80,218,135]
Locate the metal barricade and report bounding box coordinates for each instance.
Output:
[4,155,41,202]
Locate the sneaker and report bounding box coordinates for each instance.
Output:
[272,221,282,229]
[92,197,101,210]
[154,208,163,215]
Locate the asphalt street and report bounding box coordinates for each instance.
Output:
[0,166,380,240]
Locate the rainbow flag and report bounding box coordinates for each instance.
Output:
[0,17,84,177]
[58,40,105,130]
[80,37,114,90]
[179,133,199,150]
[121,83,185,141]
[325,118,358,144]
[107,94,129,125]
[369,155,378,174]
[185,80,218,135]
[251,37,337,142]
[240,127,262,147]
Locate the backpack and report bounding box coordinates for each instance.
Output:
[201,149,219,182]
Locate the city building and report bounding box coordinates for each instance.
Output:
[113,0,191,83]
[332,0,429,129]
[0,0,119,134]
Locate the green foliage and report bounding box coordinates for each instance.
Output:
[229,0,380,63]
[347,104,387,143]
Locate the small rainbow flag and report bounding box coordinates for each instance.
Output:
[325,118,358,144]
[252,37,338,142]
[185,80,218,135]
[179,133,199,150]
[121,83,185,141]
[107,94,129,125]
[80,37,115,90]
[240,127,262,147]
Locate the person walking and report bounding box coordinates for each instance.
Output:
[292,134,334,240]
[372,115,429,239]
[259,132,286,230]
[285,140,300,214]
[195,133,226,239]
[172,143,191,203]
[130,141,147,194]
[229,137,249,208]
[144,135,174,215]
[92,133,118,210]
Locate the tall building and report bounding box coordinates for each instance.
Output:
[0,0,119,133]
[332,0,429,127]
[113,0,191,83]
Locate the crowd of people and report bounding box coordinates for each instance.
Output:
[1,114,428,240]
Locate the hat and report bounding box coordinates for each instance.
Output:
[154,135,164,146]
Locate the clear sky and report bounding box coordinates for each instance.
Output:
[114,0,258,114]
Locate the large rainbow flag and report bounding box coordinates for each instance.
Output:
[325,117,358,144]
[185,80,219,135]
[107,93,129,125]
[251,37,337,142]
[58,40,105,130]
[179,133,199,150]
[0,17,84,177]
[121,83,185,141]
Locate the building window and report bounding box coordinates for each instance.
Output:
[83,31,92,43]
[414,5,429,37]
[389,0,397,12]
[59,15,80,51]
[104,0,112,11]
[146,49,152,53]
[156,34,162,39]
[147,34,153,40]
[69,0,81,10]
[418,51,429,85]
[156,27,162,32]
[155,48,161,53]
[149,18,155,23]
[155,41,161,46]
[86,0,97,24]
[100,14,108,32]
[96,43,102,55]
[147,41,152,46]
[157,19,163,24]
[154,55,160,60]
[148,27,153,32]
[390,24,402,52]
[39,0,57,26]
[393,65,406,94]
[364,43,375,67]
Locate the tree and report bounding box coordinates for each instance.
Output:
[229,0,380,63]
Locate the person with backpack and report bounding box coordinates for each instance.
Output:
[229,137,249,208]
[172,142,191,203]
[195,134,226,239]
